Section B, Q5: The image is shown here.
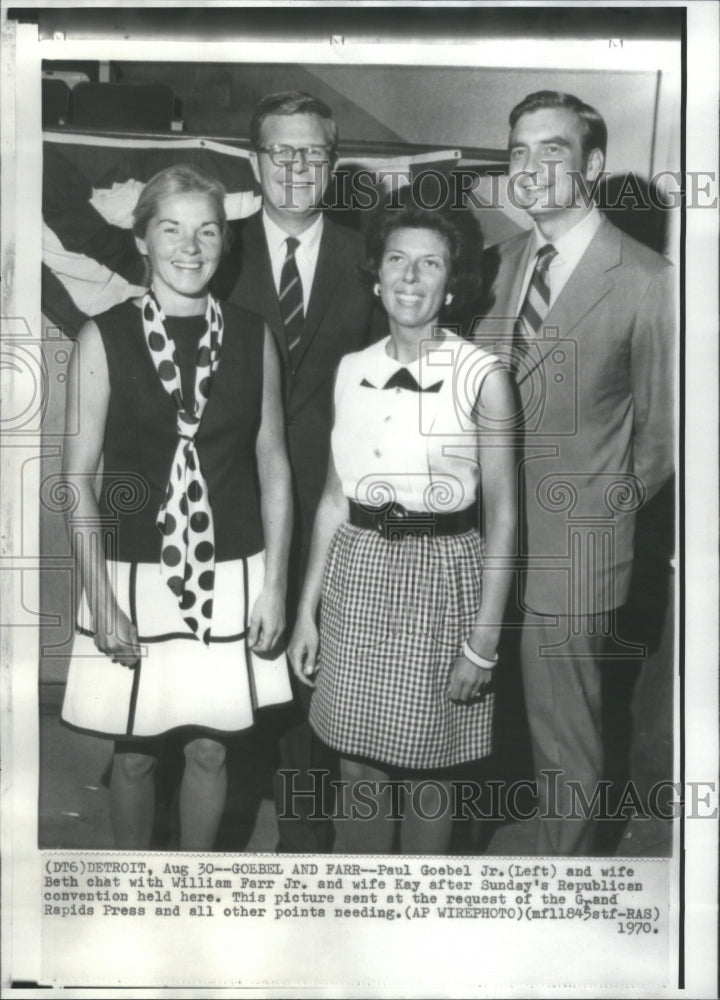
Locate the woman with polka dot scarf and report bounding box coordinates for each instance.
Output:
[61,166,293,849]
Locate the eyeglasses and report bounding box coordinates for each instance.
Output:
[256,144,334,167]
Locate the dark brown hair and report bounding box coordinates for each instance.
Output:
[509,90,608,159]
[360,187,484,308]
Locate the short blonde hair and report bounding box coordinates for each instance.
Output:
[132,164,231,252]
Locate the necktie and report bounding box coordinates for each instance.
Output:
[278,236,304,363]
[513,243,558,371]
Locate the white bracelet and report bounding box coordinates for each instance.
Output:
[462,639,499,670]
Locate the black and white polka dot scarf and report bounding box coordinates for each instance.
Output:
[141,290,224,645]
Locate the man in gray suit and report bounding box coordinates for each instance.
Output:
[476,91,674,854]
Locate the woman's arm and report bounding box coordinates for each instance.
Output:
[288,451,349,686]
[62,321,140,667]
[448,364,517,702]
[250,325,293,652]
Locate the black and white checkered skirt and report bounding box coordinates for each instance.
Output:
[309,521,493,769]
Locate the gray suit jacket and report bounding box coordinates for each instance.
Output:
[475,216,675,616]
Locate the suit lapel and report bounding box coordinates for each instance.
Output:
[292,221,346,370]
[516,218,618,386]
[477,233,533,357]
[500,234,534,323]
[236,213,289,367]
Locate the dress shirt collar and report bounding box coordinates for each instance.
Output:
[532,206,602,270]
[262,209,324,261]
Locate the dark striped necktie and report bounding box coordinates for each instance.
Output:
[513,242,558,371]
[278,236,304,363]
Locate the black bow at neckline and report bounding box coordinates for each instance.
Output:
[360,369,444,393]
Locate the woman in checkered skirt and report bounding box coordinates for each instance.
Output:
[289,194,517,853]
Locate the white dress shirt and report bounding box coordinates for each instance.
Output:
[262,210,324,313]
[515,206,604,312]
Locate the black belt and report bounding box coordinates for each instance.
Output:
[348,500,476,540]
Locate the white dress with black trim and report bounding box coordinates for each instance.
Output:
[309,332,502,770]
[61,299,292,740]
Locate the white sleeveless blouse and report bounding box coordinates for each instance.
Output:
[332,333,502,514]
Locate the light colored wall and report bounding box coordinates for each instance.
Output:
[308,65,665,177]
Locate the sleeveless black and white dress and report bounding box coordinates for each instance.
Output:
[62,299,292,739]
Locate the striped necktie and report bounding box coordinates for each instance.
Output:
[513,243,558,371]
[278,236,304,363]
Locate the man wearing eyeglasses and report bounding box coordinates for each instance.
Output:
[214,91,378,852]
